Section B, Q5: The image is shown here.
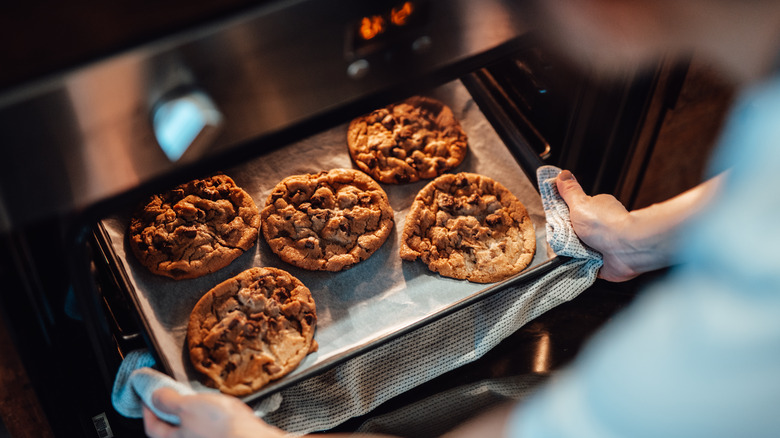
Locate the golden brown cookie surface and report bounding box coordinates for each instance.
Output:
[347,96,468,184]
[400,172,536,283]
[261,169,395,271]
[187,267,317,396]
[128,174,260,280]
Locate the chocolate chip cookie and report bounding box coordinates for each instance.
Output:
[261,169,394,271]
[187,267,317,396]
[347,96,468,184]
[128,174,260,280]
[400,172,536,283]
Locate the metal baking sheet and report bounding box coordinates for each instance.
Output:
[98,79,557,402]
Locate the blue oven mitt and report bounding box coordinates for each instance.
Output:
[111,349,196,425]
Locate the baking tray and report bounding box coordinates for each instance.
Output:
[97,79,558,403]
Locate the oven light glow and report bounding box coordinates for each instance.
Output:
[391,2,414,26]
[360,15,386,40]
[353,1,424,53]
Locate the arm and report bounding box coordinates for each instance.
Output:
[555,170,725,282]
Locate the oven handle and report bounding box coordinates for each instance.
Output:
[67,221,159,393]
[67,224,118,392]
[461,72,548,186]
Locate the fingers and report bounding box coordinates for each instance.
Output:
[143,405,178,438]
[151,387,187,417]
[555,169,589,208]
[144,388,188,438]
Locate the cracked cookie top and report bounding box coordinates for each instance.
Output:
[400,172,536,283]
[128,174,260,280]
[347,96,468,184]
[261,169,394,271]
[187,267,317,396]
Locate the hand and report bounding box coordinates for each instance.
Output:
[143,387,286,438]
[555,169,725,282]
[555,170,640,282]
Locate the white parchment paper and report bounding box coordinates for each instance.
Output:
[100,80,554,400]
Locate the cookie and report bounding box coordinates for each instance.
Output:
[261,169,394,271]
[187,267,317,396]
[347,96,468,184]
[400,172,536,283]
[128,174,260,280]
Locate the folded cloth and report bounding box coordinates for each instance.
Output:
[112,349,284,425]
[111,349,196,425]
[536,165,604,265]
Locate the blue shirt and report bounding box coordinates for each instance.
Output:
[507,76,780,437]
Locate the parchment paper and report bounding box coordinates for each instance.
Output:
[99,80,555,400]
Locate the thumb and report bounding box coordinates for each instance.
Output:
[555,170,588,208]
[151,387,185,416]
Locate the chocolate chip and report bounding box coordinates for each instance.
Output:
[439,195,454,209]
[486,214,502,227]
[243,323,259,336]
[275,288,290,302]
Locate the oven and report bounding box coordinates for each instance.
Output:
[0,0,713,436]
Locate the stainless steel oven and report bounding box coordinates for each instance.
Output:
[0,0,701,436]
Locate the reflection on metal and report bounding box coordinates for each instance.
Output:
[539,142,552,160]
[152,89,223,162]
[532,331,550,373]
[347,59,371,80]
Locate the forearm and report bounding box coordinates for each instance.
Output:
[617,173,725,273]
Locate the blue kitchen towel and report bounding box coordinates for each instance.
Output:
[111,349,196,425]
[536,165,603,268]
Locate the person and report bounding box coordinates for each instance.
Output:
[143,0,780,436]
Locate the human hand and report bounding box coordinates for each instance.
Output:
[143,387,286,438]
[556,169,725,281]
[555,170,640,282]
